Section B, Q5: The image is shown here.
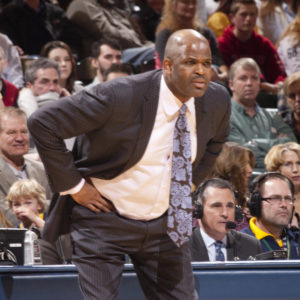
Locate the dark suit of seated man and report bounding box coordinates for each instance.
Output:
[190,178,262,261]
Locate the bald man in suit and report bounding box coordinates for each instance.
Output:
[28,29,231,300]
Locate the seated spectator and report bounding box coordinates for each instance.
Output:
[0,107,52,226]
[155,0,228,83]
[6,178,72,264]
[85,38,122,88]
[0,107,52,199]
[242,172,300,259]
[66,0,147,59]
[265,142,300,227]
[218,0,286,96]
[102,63,133,82]
[17,58,66,118]
[0,46,19,107]
[278,71,300,142]
[40,40,83,94]
[19,58,77,150]
[257,0,293,45]
[190,178,262,261]
[206,0,234,37]
[227,57,296,172]
[0,33,24,89]
[277,1,300,76]
[0,0,81,57]
[7,179,45,230]
[207,142,255,230]
[207,0,259,38]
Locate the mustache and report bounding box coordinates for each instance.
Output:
[191,74,207,80]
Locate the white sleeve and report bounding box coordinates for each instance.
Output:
[60,178,85,195]
[17,88,39,118]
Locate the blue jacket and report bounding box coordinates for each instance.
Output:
[241,226,300,259]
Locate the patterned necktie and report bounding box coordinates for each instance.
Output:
[215,241,225,261]
[167,104,192,247]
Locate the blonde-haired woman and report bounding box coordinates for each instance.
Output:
[265,142,300,226]
[258,0,294,45]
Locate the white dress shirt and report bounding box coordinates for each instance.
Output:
[64,76,197,220]
[200,227,227,261]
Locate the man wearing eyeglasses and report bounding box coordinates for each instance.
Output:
[242,172,300,259]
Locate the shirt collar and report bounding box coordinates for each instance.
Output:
[231,98,259,115]
[7,161,27,177]
[249,217,283,247]
[161,76,195,121]
[200,226,227,248]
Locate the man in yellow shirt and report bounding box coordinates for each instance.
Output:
[242,172,300,259]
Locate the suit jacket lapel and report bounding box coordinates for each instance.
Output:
[25,159,36,178]
[226,231,235,261]
[0,155,18,197]
[122,71,161,172]
[192,228,210,261]
[193,92,206,171]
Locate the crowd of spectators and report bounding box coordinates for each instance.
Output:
[0,0,300,267]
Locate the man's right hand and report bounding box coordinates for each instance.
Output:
[71,180,115,213]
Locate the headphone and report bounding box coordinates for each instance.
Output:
[248,172,295,218]
[192,178,243,221]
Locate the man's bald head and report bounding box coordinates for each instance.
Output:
[164,29,210,61]
[163,29,212,103]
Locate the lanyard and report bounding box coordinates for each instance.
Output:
[262,236,290,259]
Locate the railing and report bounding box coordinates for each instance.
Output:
[1,261,300,300]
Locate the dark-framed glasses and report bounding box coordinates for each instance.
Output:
[261,195,295,205]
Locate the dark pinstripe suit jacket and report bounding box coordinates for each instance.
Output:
[28,69,231,242]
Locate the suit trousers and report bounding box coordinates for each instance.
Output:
[71,204,198,300]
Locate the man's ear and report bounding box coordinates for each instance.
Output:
[91,58,98,69]
[26,82,32,89]
[229,13,235,24]
[228,79,234,92]
[163,58,173,74]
